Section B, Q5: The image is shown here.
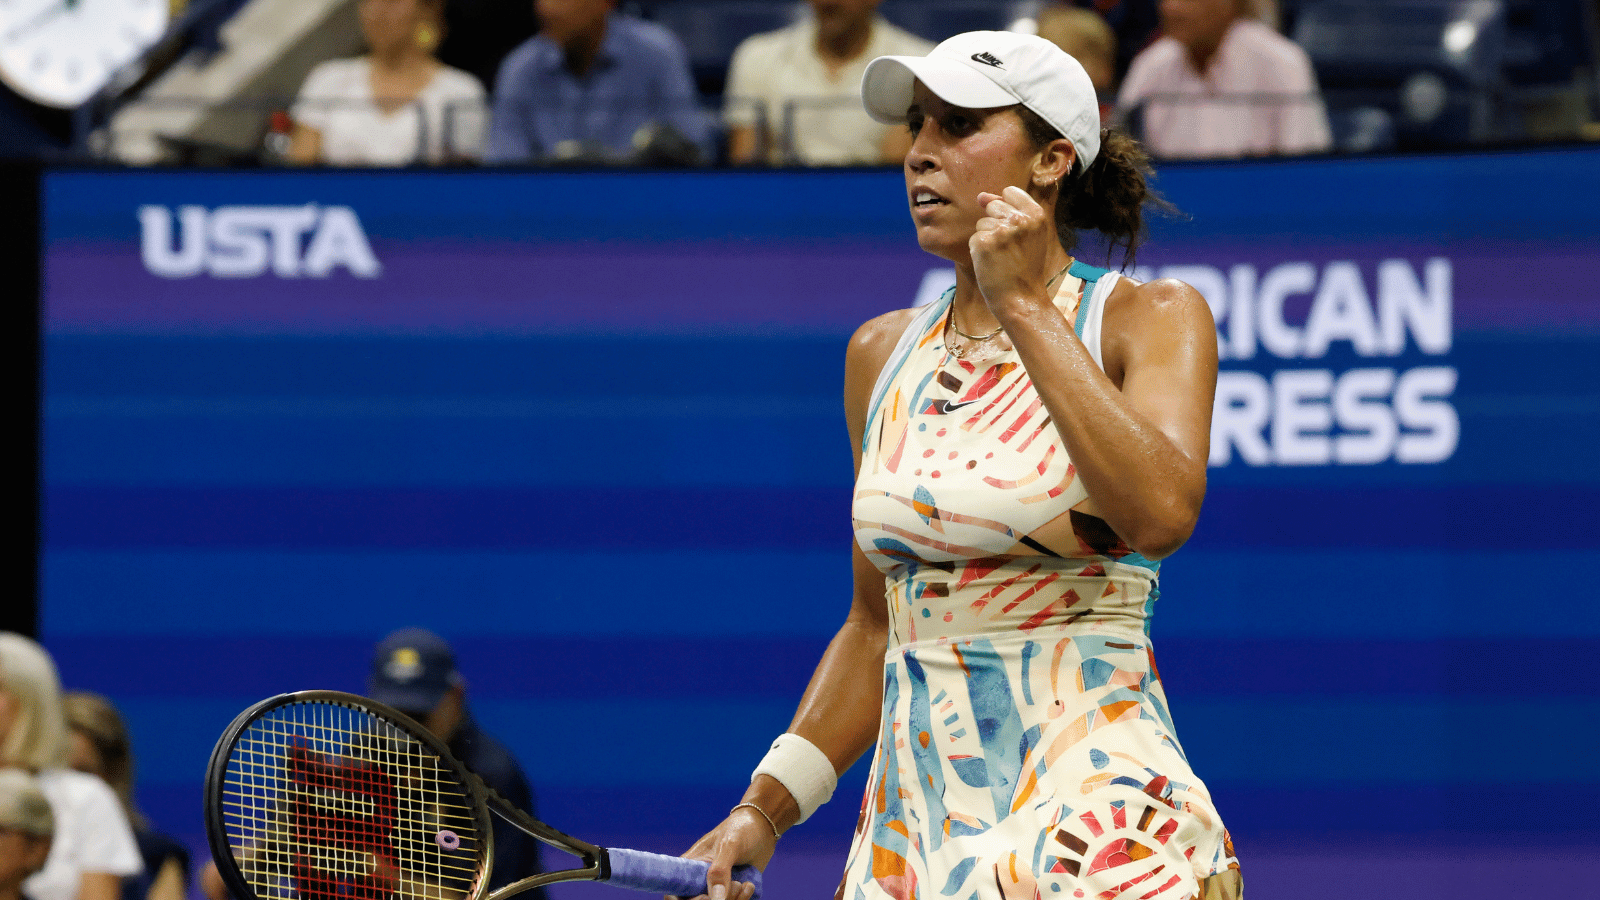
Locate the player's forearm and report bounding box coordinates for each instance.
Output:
[741,615,885,832]
[1000,301,1205,558]
[788,615,887,767]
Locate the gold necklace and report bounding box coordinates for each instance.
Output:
[949,319,1003,343]
[946,262,1073,354]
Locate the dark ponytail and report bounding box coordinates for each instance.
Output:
[1016,110,1172,270]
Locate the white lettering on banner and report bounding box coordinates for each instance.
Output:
[1138,258,1457,467]
[1256,262,1315,359]
[1228,264,1257,361]
[139,204,382,279]
[1304,262,1381,357]
[1393,366,1459,463]
[1379,258,1451,355]
[1271,369,1335,465]
[139,206,207,277]
[1332,368,1397,465]
[1136,257,1452,360]
[1208,366,1459,467]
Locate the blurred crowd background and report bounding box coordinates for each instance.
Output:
[0,0,1596,167]
[6,3,1600,900]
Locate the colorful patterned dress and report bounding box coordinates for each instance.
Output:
[838,262,1240,900]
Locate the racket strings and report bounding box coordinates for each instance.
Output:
[221,700,490,900]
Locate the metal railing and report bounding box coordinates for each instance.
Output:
[98,96,491,166]
[72,0,252,153]
[89,87,1600,168]
[98,97,769,168]
[1120,83,1596,157]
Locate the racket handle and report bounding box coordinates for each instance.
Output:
[605,848,762,899]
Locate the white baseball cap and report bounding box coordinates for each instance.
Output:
[861,30,1101,173]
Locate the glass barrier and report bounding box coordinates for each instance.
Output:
[97,96,775,168]
[100,96,489,167]
[90,87,1597,169]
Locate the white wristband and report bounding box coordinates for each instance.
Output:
[751,733,836,826]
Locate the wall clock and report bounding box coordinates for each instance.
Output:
[0,0,168,108]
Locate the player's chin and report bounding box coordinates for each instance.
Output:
[915,228,972,263]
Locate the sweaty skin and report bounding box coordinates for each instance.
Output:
[681,82,1217,900]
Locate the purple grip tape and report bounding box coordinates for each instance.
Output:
[606,848,761,899]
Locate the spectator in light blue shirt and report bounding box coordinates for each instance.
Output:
[485,0,709,164]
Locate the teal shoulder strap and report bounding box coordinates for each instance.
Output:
[1068,259,1111,337]
[861,290,952,454]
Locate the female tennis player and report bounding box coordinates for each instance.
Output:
[684,31,1241,900]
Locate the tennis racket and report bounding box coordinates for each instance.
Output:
[205,690,760,900]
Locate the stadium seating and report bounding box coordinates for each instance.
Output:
[1499,0,1599,139]
[1293,0,1511,149]
[877,0,1042,44]
[20,0,1597,162]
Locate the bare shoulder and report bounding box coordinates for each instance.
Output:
[1105,276,1213,333]
[1114,275,1206,310]
[846,306,920,379]
[1102,276,1217,382]
[844,306,921,432]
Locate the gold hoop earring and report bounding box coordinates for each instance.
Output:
[415,23,439,52]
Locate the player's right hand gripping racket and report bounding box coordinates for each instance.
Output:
[205,691,760,900]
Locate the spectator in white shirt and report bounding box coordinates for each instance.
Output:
[1116,0,1329,158]
[291,0,487,165]
[723,0,932,165]
[0,635,141,900]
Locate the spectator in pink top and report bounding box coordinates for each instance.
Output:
[1115,0,1330,159]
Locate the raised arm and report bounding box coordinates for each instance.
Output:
[972,186,1218,559]
[683,308,913,900]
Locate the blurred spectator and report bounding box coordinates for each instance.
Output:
[1116,0,1330,158]
[368,629,546,896]
[1034,4,1118,120]
[486,0,708,164]
[1066,0,1160,82]
[436,0,540,92]
[0,768,54,900]
[290,0,488,165]
[0,635,141,900]
[723,0,931,166]
[60,694,187,900]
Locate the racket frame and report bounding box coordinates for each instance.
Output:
[205,690,612,900]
